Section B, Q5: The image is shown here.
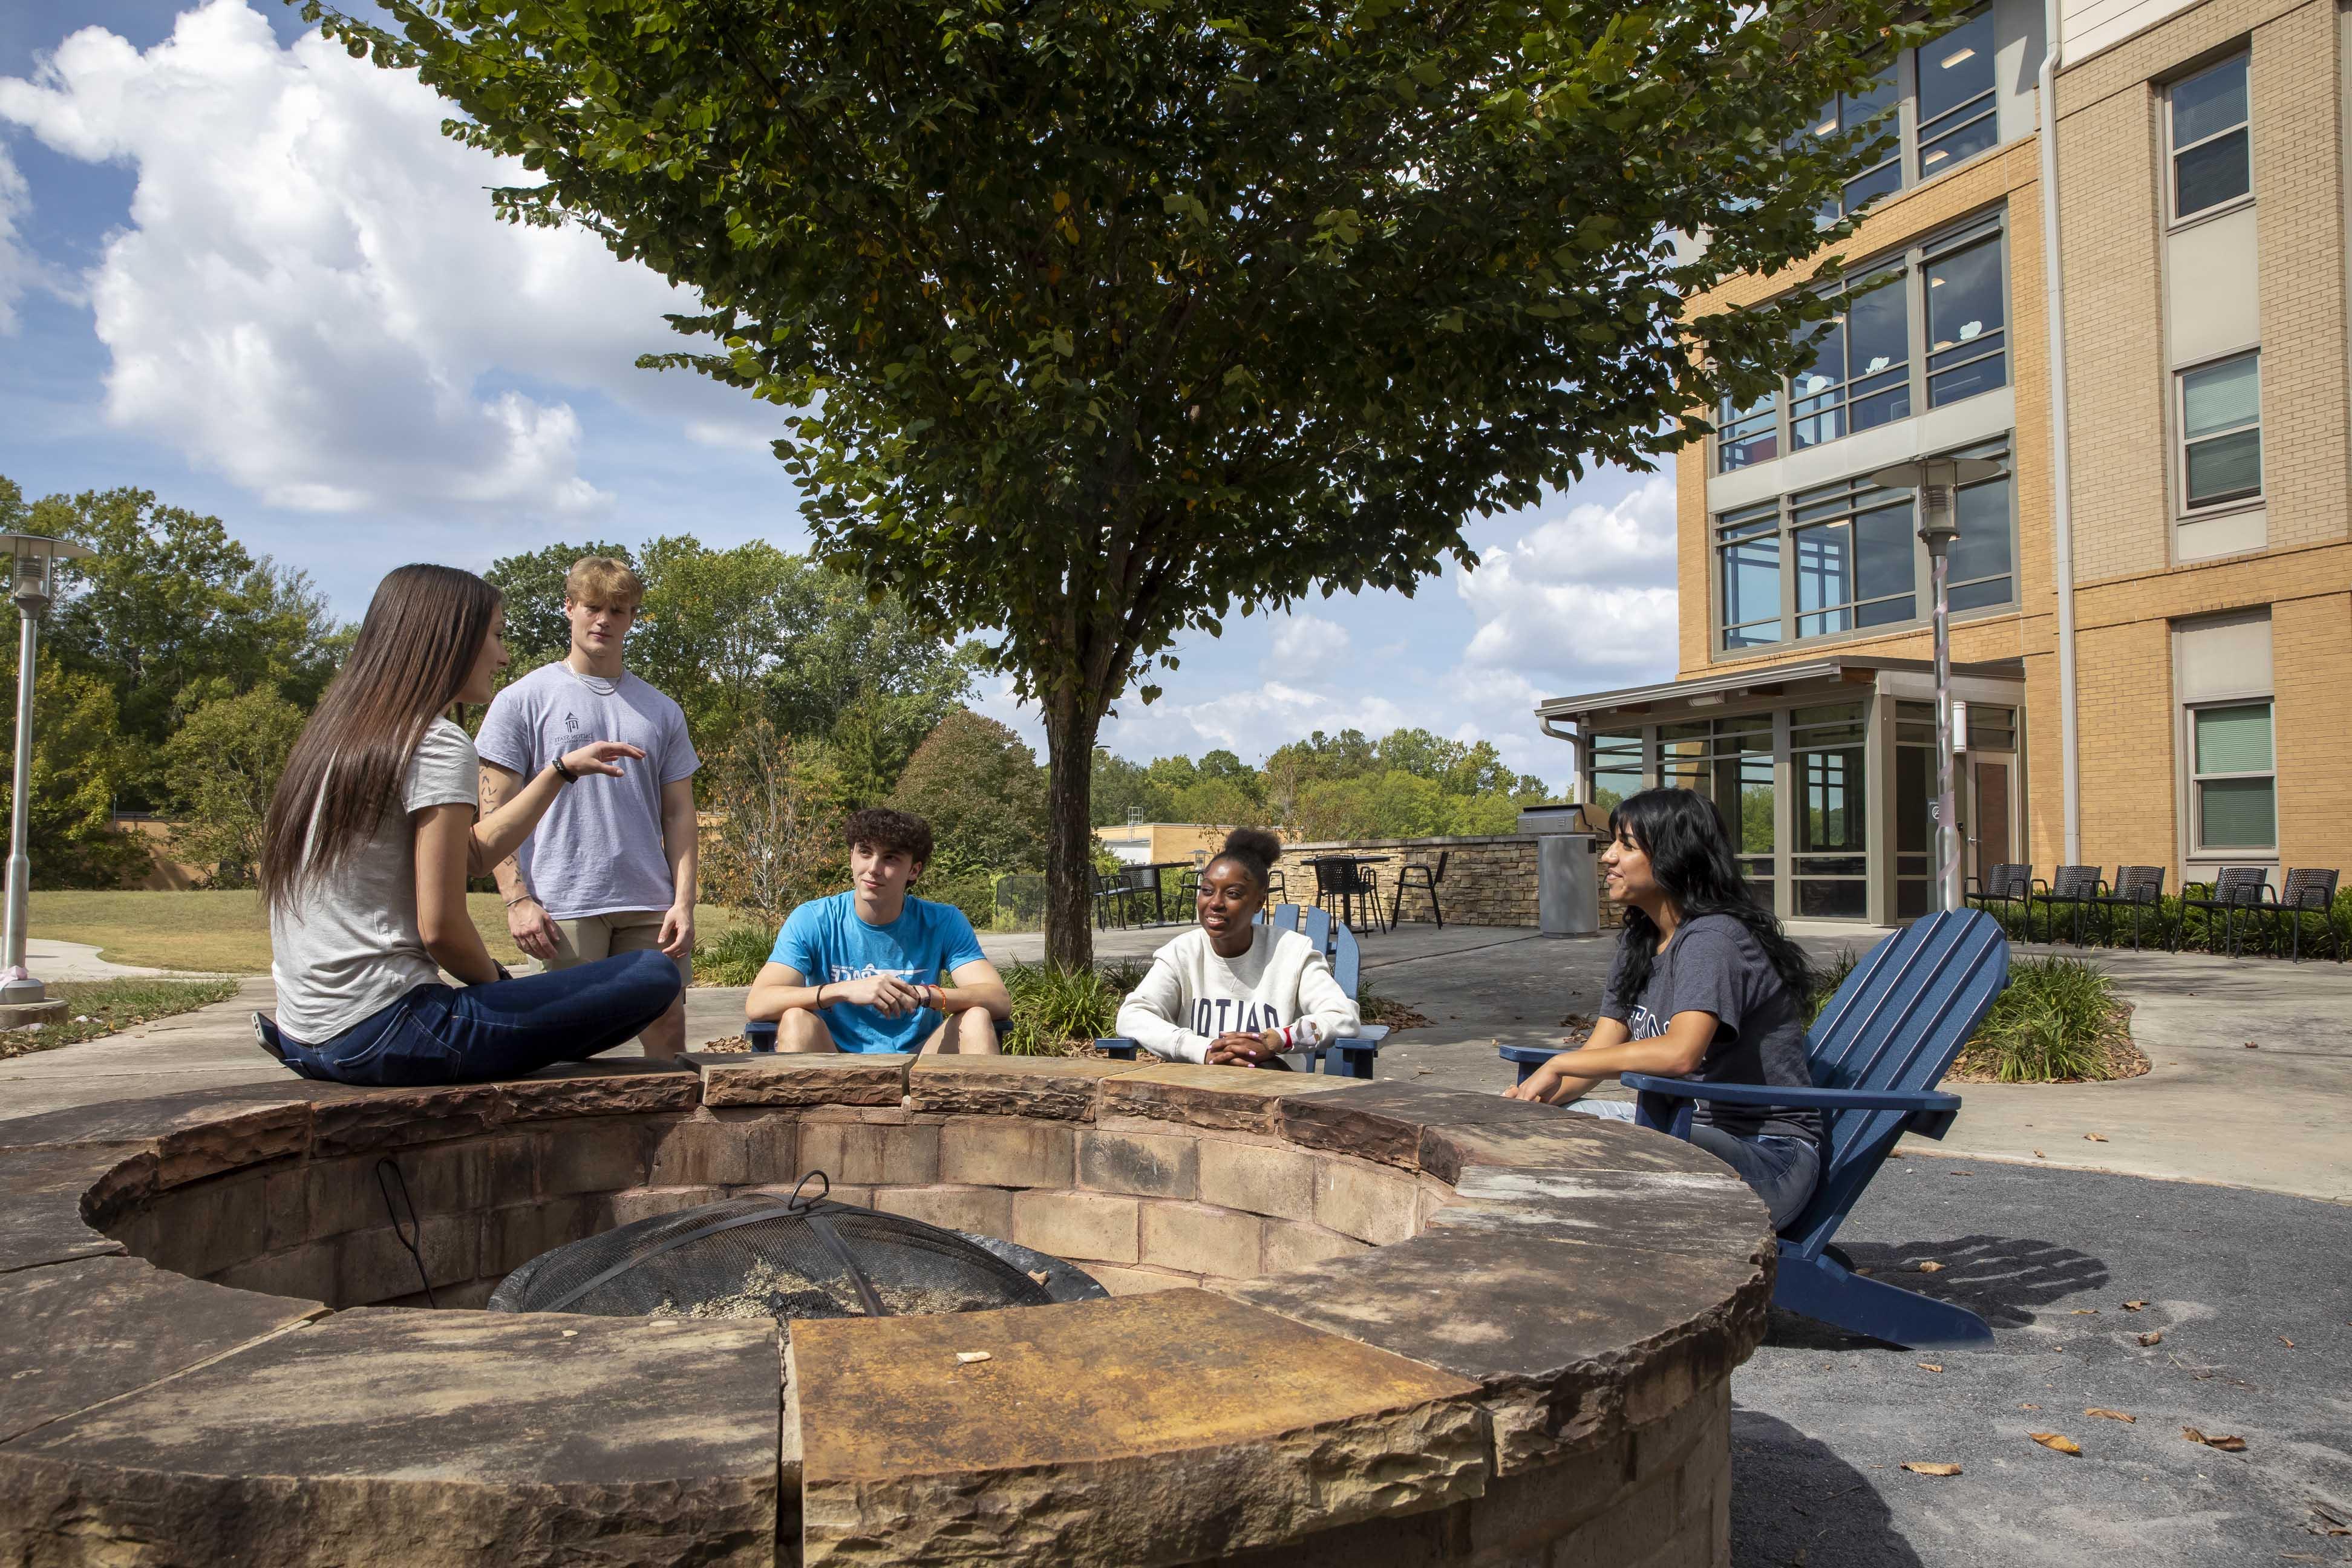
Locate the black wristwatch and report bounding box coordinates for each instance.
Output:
[551,755,576,783]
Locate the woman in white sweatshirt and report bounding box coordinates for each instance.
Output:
[1114,828,1361,1068]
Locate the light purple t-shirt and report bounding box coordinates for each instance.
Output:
[475,662,700,920]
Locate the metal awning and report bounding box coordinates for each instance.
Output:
[1534,655,2024,728]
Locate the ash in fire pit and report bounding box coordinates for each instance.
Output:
[488,1176,1105,1326]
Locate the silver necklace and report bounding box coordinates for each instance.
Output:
[563,664,622,697]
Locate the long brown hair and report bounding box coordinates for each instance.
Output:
[261,565,501,909]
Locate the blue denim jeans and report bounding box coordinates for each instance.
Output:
[283,949,684,1087]
[1567,1098,1822,1230]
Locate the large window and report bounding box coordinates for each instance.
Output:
[1718,500,1785,649]
[1589,731,1645,814]
[1716,217,2007,472]
[2190,702,2275,849]
[1791,475,1916,637]
[1791,264,1911,450]
[1813,8,2000,223]
[1790,703,1869,918]
[1661,713,1778,906]
[1718,445,2014,652]
[2167,54,2250,222]
[2178,351,2261,510]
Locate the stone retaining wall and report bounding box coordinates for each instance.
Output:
[1270,834,1626,931]
[0,1054,1773,1567]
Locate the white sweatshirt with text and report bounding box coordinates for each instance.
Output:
[1114,926,1361,1065]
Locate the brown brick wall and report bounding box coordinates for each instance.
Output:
[1270,835,1543,928]
[2270,592,2352,868]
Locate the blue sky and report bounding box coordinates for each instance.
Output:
[0,1,1679,786]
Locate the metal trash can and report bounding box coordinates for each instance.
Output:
[1517,806,1599,936]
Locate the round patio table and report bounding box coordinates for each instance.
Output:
[1301,855,1393,933]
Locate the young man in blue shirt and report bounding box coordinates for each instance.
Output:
[746,808,1012,1054]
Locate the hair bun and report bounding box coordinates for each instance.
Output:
[1218,828,1282,885]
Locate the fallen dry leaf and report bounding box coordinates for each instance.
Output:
[2084,1132,2109,1142]
[955,1350,992,1365]
[2034,1149,2046,1158]
[2279,1336,2295,1348]
[2138,1330,2164,1347]
[1917,1363,1944,1374]
[1916,1261,1946,1273]
[2123,1300,2148,1311]
[2243,1041,2259,1049]
[2019,1403,2042,1411]
[2085,1408,2136,1423]
[2071,1308,2101,1315]
[2178,1426,2246,1451]
[1901,1462,1962,1476]
[2029,1432,2083,1455]
[1855,1266,1874,1276]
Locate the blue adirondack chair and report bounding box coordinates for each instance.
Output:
[1097,903,1390,1078]
[1502,909,2010,1348]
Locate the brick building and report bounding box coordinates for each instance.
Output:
[1537,0,2351,924]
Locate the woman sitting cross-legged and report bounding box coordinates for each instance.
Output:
[258,564,685,1086]
[1113,828,1359,1069]
[1503,787,1823,1229]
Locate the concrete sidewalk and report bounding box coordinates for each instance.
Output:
[4,919,2347,1203]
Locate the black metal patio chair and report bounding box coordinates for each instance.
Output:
[1090,867,1134,929]
[2256,868,2341,962]
[1388,851,1449,929]
[2037,865,2106,946]
[1312,857,1387,935]
[2087,865,2166,950]
[1963,863,2035,935]
[2174,865,2269,957]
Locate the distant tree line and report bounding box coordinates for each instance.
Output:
[1091,728,1558,843]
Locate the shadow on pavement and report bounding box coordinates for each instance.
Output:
[1731,1406,1924,1568]
[1765,1234,2109,1349]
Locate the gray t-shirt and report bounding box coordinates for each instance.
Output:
[1600,913,1823,1145]
[474,663,699,920]
[269,719,479,1046]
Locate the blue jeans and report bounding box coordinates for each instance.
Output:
[283,949,684,1086]
[1567,1098,1821,1230]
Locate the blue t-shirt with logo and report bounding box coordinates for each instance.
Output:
[770,892,989,1053]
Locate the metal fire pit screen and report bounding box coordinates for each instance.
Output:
[488,1176,1103,1324]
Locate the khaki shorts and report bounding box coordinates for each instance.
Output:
[547,909,691,995]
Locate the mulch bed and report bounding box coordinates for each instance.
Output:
[1945,1001,2150,1084]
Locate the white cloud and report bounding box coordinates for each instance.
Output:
[0,1,773,512]
[1264,612,1350,682]
[1455,473,1680,693]
[0,145,33,333]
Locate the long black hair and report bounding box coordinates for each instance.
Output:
[1606,787,1814,1008]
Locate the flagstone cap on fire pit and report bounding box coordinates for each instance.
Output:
[0,1053,1775,1568]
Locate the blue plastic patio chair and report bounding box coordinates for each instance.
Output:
[1096,903,1390,1077]
[1501,909,2010,1348]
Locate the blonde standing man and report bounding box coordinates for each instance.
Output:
[476,557,700,1060]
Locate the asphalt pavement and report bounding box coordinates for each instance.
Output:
[1731,1157,2352,1567]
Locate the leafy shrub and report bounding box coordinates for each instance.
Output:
[998,960,1148,1056]
[1806,948,1860,1024]
[1960,956,2119,1082]
[692,923,775,987]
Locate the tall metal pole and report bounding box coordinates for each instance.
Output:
[1928,535,1960,914]
[3,585,42,1003]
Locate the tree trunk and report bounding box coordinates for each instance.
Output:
[1041,694,1103,970]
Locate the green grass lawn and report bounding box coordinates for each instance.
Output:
[0,976,243,1062]
[28,890,750,976]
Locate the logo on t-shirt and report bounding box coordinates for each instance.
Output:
[563,711,580,733]
[829,962,929,987]
[1625,1004,1667,1041]
[1191,998,1285,1036]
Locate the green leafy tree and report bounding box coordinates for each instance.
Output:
[482,538,640,674]
[27,486,332,799]
[1169,776,1266,829]
[324,0,1936,961]
[1089,749,1172,829]
[160,685,308,887]
[0,648,146,889]
[890,710,1048,874]
[702,710,846,929]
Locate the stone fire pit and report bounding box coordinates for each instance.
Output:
[0,1053,1774,1566]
